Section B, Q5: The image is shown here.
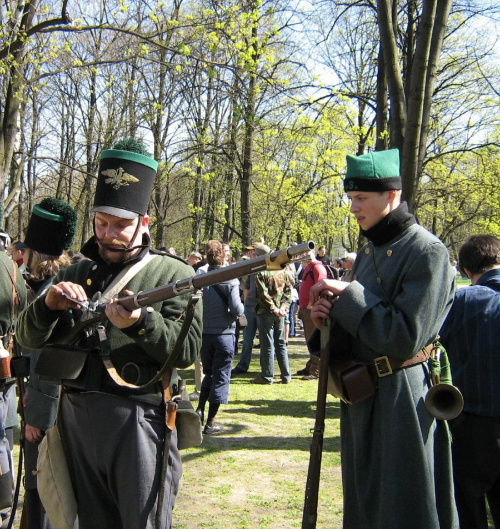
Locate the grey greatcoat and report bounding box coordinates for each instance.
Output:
[331,223,458,529]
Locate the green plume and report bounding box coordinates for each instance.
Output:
[113,138,151,157]
[39,198,78,250]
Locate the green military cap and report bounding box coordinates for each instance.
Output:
[344,148,402,192]
[24,198,77,256]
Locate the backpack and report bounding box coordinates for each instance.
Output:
[305,263,338,283]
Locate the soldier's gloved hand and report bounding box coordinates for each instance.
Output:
[105,289,142,329]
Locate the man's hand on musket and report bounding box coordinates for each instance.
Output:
[105,290,142,329]
[46,281,88,311]
[309,279,348,329]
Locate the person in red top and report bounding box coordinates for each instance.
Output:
[296,250,327,379]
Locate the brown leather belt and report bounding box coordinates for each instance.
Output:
[371,346,431,378]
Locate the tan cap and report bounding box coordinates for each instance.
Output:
[253,243,271,256]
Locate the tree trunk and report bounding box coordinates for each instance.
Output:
[80,68,98,246]
[377,0,406,152]
[416,0,453,205]
[401,0,437,211]
[240,23,258,246]
[375,43,389,151]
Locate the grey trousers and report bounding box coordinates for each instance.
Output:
[0,384,14,528]
[59,391,182,529]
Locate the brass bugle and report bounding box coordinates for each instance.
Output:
[424,383,464,421]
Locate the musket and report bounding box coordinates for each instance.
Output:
[302,307,332,529]
[10,340,28,529]
[60,241,315,345]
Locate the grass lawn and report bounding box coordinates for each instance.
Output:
[174,329,343,528]
[455,275,471,287]
[11,329,343,529]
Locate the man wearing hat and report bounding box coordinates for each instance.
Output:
[310,149,458,528]
[20,197,77,529]
[231,243,271,377]
[16,140,202,529]
[251,244,293,385]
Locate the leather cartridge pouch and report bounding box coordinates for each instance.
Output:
[35,344,103,390]
[10,354,30,378]
[328,355,376,405]
[0,340,12,379]
[0,356,11,380]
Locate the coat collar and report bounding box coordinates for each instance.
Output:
[362,202,416,246]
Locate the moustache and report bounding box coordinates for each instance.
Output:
[99,239,129,251]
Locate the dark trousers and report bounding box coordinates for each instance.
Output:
[200,333,235,404]
[0,385,13,529]
[60,391,181,529]
[450,412,500,529]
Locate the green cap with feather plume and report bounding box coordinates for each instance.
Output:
[24,198,77,256]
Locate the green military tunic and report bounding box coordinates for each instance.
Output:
[16,246,202,387]
[331,219,458,529]
[15,239,202,529]
[0,251,27,526]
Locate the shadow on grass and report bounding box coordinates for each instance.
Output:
[180,423,341,462]
[226,399,341,420]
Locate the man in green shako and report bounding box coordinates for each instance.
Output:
[310,149,458,529]
[16,139,202,529]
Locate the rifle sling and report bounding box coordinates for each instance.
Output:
[212,283,229,305]
[0,258,20,347]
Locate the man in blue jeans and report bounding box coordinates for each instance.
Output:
[251,265,293,385]
[231,244,270,377]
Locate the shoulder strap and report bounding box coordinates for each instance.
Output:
[98,253,158,304]
[306,263,318,282]
[0,258,20,309]
[93,252,197,391]
[0,258,21,352]
[212,284,229,306]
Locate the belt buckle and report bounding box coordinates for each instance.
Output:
[374,356,393,377]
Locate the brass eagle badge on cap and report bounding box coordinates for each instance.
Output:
[102,167,140,190]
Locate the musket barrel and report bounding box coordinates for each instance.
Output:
[116,241,315,311]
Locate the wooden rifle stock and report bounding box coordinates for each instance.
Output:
[302,317,331,529]
[62,241,315,345]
